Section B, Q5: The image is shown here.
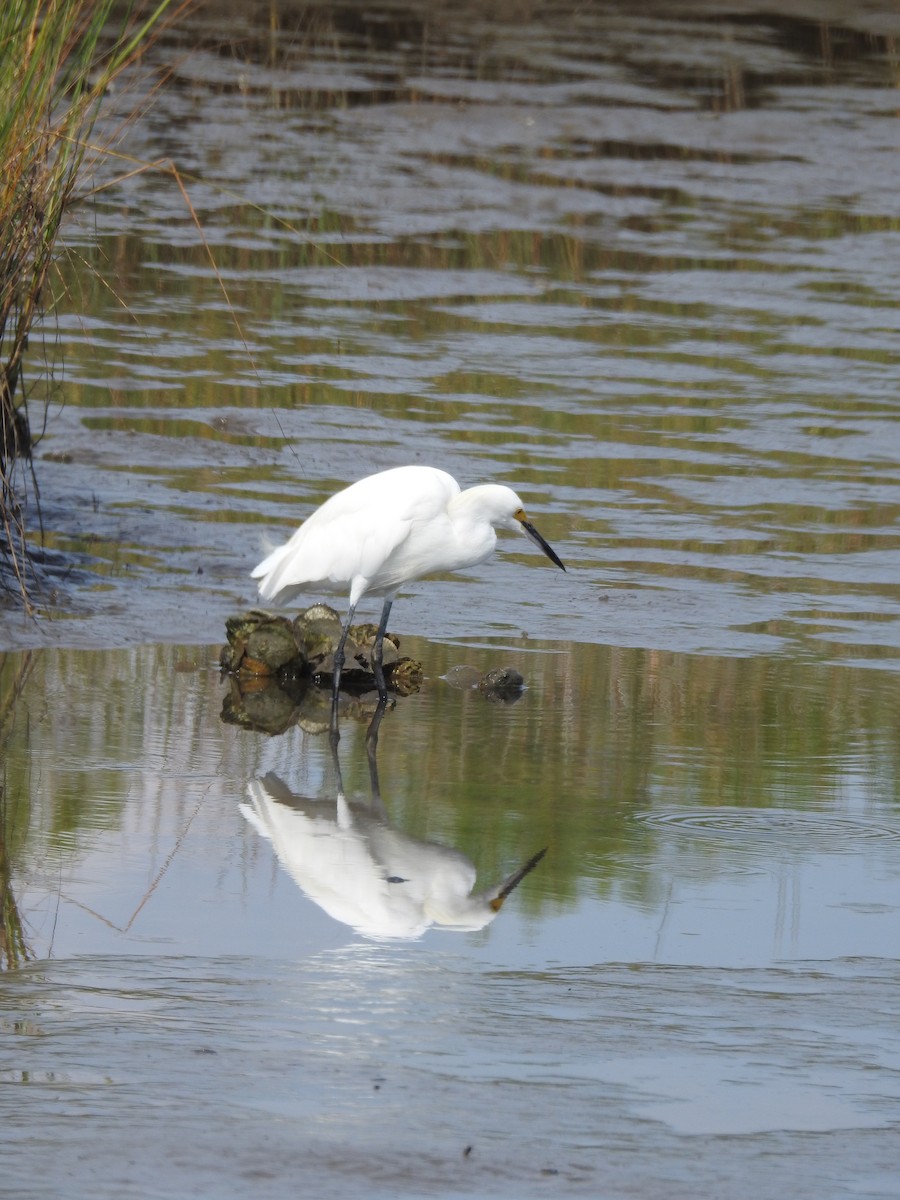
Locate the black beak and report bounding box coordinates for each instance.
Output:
[518,513,566,572]
[489,848,548,912]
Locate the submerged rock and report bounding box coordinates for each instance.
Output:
[221,605,409,680]
[220,605,423,734]
[221,611,304,676]
[442,663,526,703]
[220,670,390,737]
[220,671,307,736]
[479,667,525,702]
[292,605,345,673]
[388,656,424,697]
[221,609,526,734]
[442,665,483,690]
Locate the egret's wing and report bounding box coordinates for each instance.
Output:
[254,466,459,600]
[242,775,430,939]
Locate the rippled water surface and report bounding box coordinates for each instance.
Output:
[6,0,897,663]
[3,1,900,1197]
[2,640,900,1197]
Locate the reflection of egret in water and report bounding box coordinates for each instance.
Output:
[240,704,546,939]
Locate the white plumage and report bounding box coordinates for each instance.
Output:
[241,772,546,939]
[252,465,565,714]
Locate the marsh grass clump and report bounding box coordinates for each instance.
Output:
[0,0,177,605]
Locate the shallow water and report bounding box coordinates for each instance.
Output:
[3,640,900,1196]
[6,0,897,664]
[3,1,900,1197]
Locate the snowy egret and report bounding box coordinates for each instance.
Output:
[251,465,565,708]
[240,772,547,939]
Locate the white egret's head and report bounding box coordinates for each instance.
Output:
[476,485,566,571]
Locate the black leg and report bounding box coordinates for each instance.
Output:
[330,602,356,739]
[329,722,345,795]
[371,597,393,702]
[365,694,389,816]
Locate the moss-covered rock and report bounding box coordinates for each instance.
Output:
[220,606,423,734]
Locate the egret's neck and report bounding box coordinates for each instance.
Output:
[445,486,502,567]
[449,485,494,516]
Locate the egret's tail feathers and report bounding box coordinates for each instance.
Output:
[251,543,292,598]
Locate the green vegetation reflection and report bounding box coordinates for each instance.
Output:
[2,639,897,949]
